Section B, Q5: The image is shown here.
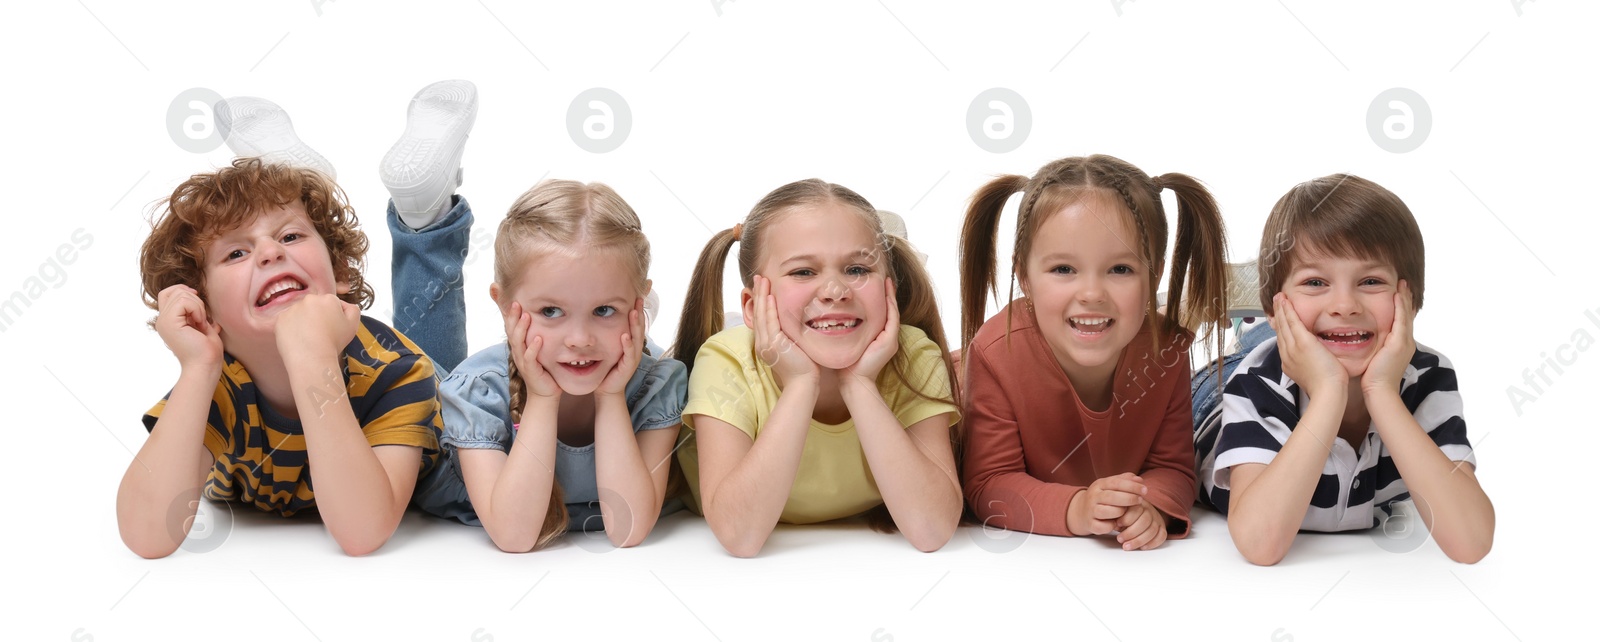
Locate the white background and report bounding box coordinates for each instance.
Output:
[3,0,1592,640]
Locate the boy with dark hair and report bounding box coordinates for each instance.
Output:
[1193,174,1494,565]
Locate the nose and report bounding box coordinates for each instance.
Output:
[1077,274,1106,304]
[1328,286,1362,316]
[564,317,596,348]
[817,274,852,303]
[256,239,285,266]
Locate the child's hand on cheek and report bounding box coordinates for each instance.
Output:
[1115,500,1169,551]
[598,299,645,398]
[1269,293,1348,401]
[839,278,899,387]
[155,284,224,374]
[1361,280,1416,398]
[506,302,561,398]
[275,292,360,364]
[751,275,818,384]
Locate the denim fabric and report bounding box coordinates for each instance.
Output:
[1190,322,1277,432]
[412,342,689,529]
[389,195,474,375]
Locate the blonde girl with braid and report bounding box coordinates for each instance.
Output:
[673,179,962,557]
[958,154,1228,550]
[407,178,688,552]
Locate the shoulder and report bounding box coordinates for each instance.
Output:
[1122,315,1196,370]
[441,342,512,394]
[703,324,754,350]
[896,324,940,356]
[1409,342,1458,375]
[628,352,689,429]
[1401,341,1463,405]
[351,316,426,363]
[630,351,689,397]
[968,300,1036,356]
[1236,336,1285,382]
[694,325,756,370]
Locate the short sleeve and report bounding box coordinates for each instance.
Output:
[1210,354,1299,491]
[884,327,960,429]
[438,356,515,450]
[1404,346,1475,468]
[628,354,688,432]
[141,386,231,457]
[355,351,442,453]
[682,328,761,440]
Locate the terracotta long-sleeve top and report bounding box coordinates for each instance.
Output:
[961,301,1197,538]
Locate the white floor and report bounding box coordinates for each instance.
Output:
[32,500,1557,641]
[8,1,1595,639]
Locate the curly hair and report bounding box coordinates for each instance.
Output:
[139,157,373,322]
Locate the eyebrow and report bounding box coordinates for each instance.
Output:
[210,209,302,244]
[1291,260,1394,272]
[526,295,632,307]
[779,250,876,266]
[1036,251,1142,263]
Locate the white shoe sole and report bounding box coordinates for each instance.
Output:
[214,96,335,179]
[380,80,478,226]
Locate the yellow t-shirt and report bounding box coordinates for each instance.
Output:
[678,324,959,524]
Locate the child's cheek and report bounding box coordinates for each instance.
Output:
[1295,306,1319,332]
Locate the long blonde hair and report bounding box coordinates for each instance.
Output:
[494,179,650,548]
[669,178,960,532]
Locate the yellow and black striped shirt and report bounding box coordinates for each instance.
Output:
[143,316,443,516]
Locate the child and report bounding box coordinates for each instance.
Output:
[1192,174,1494,565]
[672,179,963,557]
[959,155,1228,550]
[119,155,443,558]
[375,81,687,552]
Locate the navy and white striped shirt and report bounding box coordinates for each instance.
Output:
[1194,337,1476,532]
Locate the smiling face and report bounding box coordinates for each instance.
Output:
[744,201,890,371]
[496,249,643,395]
[1020,191,1150,383]
[202,201,341,353]
[1279,246,1399,378]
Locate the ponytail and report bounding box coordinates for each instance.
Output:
[1153,173,1229,371]
[958,175,1029,352]
[669,226,741,372]
[957,157,1229,375]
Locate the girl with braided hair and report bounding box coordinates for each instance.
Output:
[672,179,963,557]
[958,154,1229,550]
[406,177,688,553]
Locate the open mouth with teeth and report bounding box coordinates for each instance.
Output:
[805,316,862,334]
[1317,330,1374,346]
[559,359,602,376]
[1068,316,1114,335]
[256,275,307,308]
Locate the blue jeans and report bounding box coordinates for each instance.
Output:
[390,195,474,375]
[1190,322,1277,431]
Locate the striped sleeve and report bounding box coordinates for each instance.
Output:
[1373,345,1475,512]
[347,318,442,457]
[1204,341,1303,513]
[141,377,234,458]
[1402,345,1474,466]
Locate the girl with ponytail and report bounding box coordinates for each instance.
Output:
[958,154,1228,550]
[672,179,962,557]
